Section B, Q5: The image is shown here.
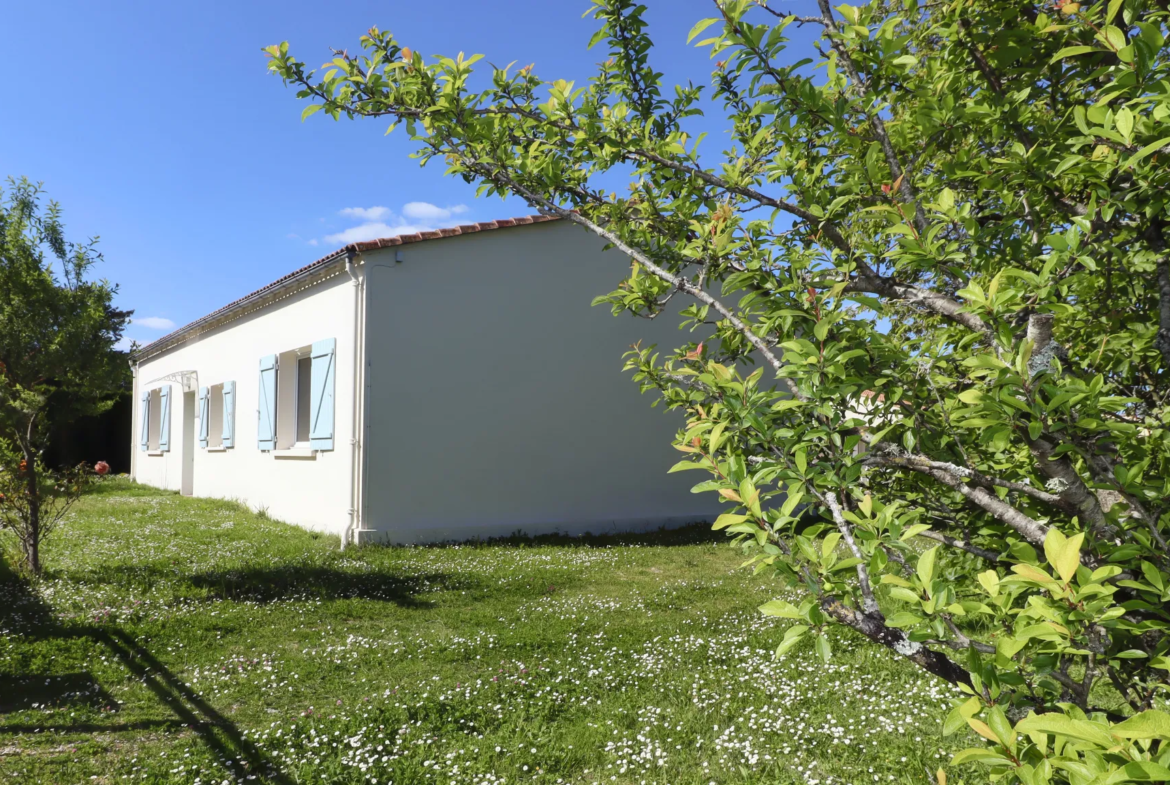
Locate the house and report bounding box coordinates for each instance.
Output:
[130,216,722,544]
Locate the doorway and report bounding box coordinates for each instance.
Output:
[181,390,195,496]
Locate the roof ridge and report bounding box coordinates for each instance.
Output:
[133,214,559,361]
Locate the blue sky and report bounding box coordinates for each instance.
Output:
[0,1,816,349]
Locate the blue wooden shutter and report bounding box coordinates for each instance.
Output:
[139,391,150,451]
[258,355,277,450]
[158,386,171,452]
[222,381,236,448]
[309,338,336,451]
[197,387,209,448]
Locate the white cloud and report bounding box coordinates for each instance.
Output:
[402,202,468,221]
[115,336,136,352]
[134,316,176,330]
[318,202,470,247]
[307,238,318,246]
[324,221,432,245]
[339,206,392,221]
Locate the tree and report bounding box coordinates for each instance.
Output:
[267,1,1170,779]
[0,178,130,575]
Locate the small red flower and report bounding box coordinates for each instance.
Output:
[881,183,892,195]
[95,461,110,476]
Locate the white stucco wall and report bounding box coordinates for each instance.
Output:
[360,221,724,543]
[132,272,359,536]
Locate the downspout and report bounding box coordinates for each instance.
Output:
[130,359,140,479]
[341,251,363,550]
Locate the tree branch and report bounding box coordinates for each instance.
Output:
[825,491,879,614]
[916,529,1001,563]
[820,596,973,687]
[864,453,1063,506]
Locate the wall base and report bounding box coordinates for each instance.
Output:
[352,514,714,546]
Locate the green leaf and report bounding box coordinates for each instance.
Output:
[917,546,940,587]
[1103,761,1170,784]
[1115,107,1134,143]
[987,706,1015,747]
[886,612,923,628]
[880,574,913,588]
[977,570,1000,598]
[815,634,832,663]
[301,103,325,121]
[1140,561,1165,592]
[1043,529,1084,583]
[1050,45,1099,62]
[943,697,983,735]
[687,18,720,44]
[900,523,932,542]
[713,513,750,530]
[776,624,808,655]
[1101,25,1126,51]
[1128,137,1170,167]
[888,586,921,603]
[822,532,842,559]
[858,493,873,517]
[1111,710,1170,740]
[758,599,801,618]
[1015,712,1115,747]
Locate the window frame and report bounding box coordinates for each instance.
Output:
[274,346,314,452]
[294,353,313,447]
[147,388,162,452]
[207,382,225,450]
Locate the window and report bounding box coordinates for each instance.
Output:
[147,388,161,450]
[199,382,235,450]
[140,386,170,453]
[275,348,312,449]
[296,356,312,444]
[258,339,334,453]
[208,383,224,448]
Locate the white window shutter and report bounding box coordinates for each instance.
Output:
[222,381,236,448]
[198,387,209,448]
[159,386,172,452]
[258,356,277,450]
[309,338,336,451]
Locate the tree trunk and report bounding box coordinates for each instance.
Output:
[22,445,41,576]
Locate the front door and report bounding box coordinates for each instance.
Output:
[181,390,195,496]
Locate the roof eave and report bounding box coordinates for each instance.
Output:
[129,214,559,363]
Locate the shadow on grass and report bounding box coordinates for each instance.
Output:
[187,563,469,606]
[400,520,727,551]
[56,559,472,609]
[0,560,293,785]
[0,673,115,713]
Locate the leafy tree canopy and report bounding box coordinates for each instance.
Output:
[268,1,1170,779]
[0,177,130,574]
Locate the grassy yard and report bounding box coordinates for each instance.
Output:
[1,480,963,785]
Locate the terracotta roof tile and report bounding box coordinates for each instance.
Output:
[133,214,559,361]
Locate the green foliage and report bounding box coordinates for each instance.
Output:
[0,177,130,574]
[266,1,1170,780]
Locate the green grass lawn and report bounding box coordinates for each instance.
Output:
[1,479,963,784]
